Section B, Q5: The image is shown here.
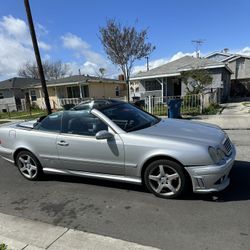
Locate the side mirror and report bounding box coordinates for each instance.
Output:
[95,130,114,140]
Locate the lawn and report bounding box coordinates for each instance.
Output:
[0,110,46,120]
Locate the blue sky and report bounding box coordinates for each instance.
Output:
[1,0,250,79]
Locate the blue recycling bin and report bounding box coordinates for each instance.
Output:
[167,99,182,118]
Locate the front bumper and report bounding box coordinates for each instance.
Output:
[185,145,236,193]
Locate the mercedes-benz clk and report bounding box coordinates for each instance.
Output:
[0,100,236,199]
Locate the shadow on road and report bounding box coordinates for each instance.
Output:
[40,160,250,202]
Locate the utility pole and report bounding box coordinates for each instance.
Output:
[192,39,205,58]
[146,56,149,71]
[24,0,52,114]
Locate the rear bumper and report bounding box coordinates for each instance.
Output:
[185,146,236,193]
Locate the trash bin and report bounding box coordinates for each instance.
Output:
[167,99,182,118]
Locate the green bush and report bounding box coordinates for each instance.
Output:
[202,103,221,115]
[0,244,8,250]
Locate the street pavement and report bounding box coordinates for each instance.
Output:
[0,129,250,250]
[0,102,250,249]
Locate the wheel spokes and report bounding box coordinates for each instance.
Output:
[167,173,179,181]
[18,154,38,179]
[148,164,181,196]
[149,174,160,182]
[159,165,165,176]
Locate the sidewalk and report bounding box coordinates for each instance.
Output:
[0,213,158,250]
[188,114,250,130]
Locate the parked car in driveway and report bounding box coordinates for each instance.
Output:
[0,100,236,198]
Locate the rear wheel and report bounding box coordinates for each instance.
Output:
[144,159,187,199]
[16,151,43,180]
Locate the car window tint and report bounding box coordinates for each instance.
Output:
[101,103,159,132]
[62,111,108,136]
[37,112,62,132]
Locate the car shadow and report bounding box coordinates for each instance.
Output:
[43,173,146,193]
[40,160,250,201]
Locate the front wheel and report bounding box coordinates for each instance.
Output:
[16,151,43,181]
[144,159,187,199]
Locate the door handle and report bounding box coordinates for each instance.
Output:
[57,141,69,146]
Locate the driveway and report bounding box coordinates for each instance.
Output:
[220,101,250,115]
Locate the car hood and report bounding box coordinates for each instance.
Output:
[134,118,225,146]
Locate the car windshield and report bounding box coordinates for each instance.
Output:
[100,103,160,132]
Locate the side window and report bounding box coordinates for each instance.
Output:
[37,112,62,132]
[62,111,108,136]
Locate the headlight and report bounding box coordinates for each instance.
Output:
[208,146,220,163]
[208,146,226,164]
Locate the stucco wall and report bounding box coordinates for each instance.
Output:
[229,58,250,80]
[89,83,126,99]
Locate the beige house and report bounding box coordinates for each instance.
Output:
[28,75,127,109]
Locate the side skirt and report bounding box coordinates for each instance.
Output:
[43,167,142,185]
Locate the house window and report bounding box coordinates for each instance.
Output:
[30,90,37,101]
[0,93,4,99]
[115,86,120,96]
[67,86,80,98]
[81,85,89,98]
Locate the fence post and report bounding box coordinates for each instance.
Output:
[148,96,152,114]
[200,94,203,114]
[6,104,10,119]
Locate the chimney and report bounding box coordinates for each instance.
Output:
[118,74,125,81]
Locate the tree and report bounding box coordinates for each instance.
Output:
[99,19,155,100]
[180,69,213,94]
[98,67,106,78]
[18,60,71,80]
[181,68,213,113]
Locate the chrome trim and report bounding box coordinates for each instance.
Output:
[1,156,14,164]
[43,167,142,184]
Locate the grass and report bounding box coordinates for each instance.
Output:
[0,244,8,250]
[242,102,250,107]
[0,109,46,120]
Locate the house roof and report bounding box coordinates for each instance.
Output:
[205,51,233,59]
[131,56,232,80]
[31,75,125,88]
[0,77,40,90]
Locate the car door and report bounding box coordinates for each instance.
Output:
[31,112,62,169]
[56,111,125,175]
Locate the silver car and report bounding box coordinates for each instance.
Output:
[0,101,236,199]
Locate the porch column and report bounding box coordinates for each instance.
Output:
[79,84,83,99]
[156,78,164,102]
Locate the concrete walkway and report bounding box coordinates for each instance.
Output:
[187,101,250,130]
[188,114,250,130]
[0,213,158,250]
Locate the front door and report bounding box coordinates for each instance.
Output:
[173,79,182,96]
[57,111,125,175]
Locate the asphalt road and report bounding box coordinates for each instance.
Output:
[0,130,250,250]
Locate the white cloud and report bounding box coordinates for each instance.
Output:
[235,47,250,56]
[132,51,197,75]
[61,33,119,77]
[0,15,51,80]
[62,33,89,50]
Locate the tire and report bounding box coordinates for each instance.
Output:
[16,150,43,181]
[144,159,187,199]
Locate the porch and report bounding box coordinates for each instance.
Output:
[131,76,184,101]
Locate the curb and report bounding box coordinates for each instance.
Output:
[0,213,158,250]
